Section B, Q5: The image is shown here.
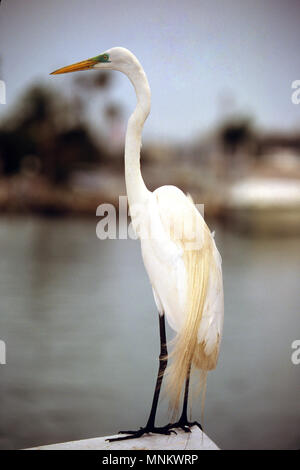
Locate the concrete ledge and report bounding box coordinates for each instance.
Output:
[28,426,219,450]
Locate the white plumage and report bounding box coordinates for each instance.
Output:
[141,185,223,354]
[51,46,224,436]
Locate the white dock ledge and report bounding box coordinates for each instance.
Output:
[28,426,219,450]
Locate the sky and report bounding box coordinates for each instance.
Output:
[0,0,300,142]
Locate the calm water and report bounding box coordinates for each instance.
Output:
[0,216,299,450]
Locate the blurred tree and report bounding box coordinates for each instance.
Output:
[53,127,100,183]
[0,81,110,184]
[219,117,253,156]
[103,103,124,169]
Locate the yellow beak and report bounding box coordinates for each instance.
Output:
[50,58,98,75]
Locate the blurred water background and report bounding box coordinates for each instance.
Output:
[0,217,299,450]
[0,0,300,450]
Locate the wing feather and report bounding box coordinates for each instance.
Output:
[140,186,224,411]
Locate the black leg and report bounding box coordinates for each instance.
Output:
[169,364,202,433]
[145,312,168,428]
[179,363,191,424]
[107,313,174,442]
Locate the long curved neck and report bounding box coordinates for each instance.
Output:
[125,64,151,209]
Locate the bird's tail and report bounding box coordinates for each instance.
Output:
[166,227,218,416]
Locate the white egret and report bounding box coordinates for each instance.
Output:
[51,48,224,442]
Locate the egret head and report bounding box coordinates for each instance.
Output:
[50,47,138,75]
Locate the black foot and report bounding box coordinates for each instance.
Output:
[168,419,202,433]
[106,425,176,442]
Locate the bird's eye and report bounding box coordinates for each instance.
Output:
[103,54,108,61]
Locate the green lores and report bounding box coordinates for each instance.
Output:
[92,53,111,63]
